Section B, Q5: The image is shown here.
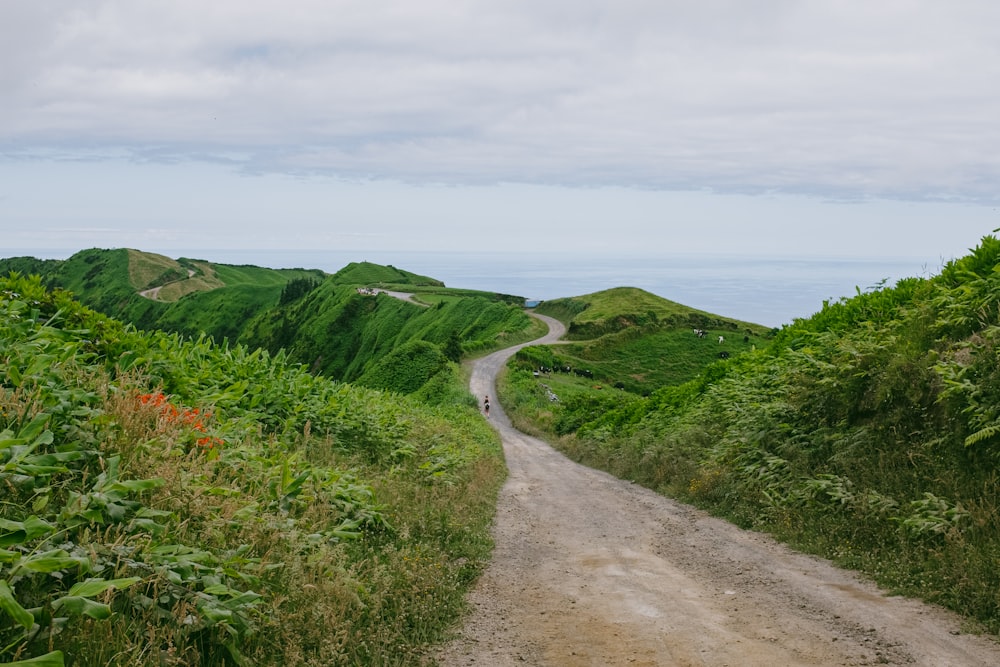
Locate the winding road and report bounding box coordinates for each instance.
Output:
[432,314,1000,666]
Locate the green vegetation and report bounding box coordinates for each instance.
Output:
[502,235,1000,633]
[514,287,768,395]
[0,249,325,347]
[536,286,766,340]
[240,281,534,386]
[0,250,536,397]
[15,237,1000,653]
[0,274,505,665]
[328,261,443,288]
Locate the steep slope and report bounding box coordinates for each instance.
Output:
[0,248,325,342]
[239,279,533,386]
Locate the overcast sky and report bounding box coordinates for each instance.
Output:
[2,1,999,264]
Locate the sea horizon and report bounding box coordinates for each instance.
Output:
[4,247,949,329]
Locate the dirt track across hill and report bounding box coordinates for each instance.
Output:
[430,314,1000,666]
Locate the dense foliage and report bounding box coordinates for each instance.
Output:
[0,250,324,348]
[240,282,533,387]
[0,274,505,665]
[502,235,1000,632]
[0,250,536,398]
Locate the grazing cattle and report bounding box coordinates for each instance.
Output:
[719,351,730,359]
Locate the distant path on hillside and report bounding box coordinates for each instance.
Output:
[381,289,428,306]
[138,269,196,301]
[431,314,1000,666]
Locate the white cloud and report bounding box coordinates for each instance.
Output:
[1,1,999,202]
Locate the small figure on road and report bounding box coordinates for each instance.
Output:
[484,395,491,417]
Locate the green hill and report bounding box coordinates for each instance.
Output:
[0,248,325,343]
[239,278,535,387]
[536,286,768,339]
[516,287,771,395]
[0,248,540,395]
[329,260,443,287]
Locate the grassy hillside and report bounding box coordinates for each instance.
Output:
[329,261,443,287]
[512,287,770,396]
[240,279,536,386]
[0,249,326,346]
[0,274,505,665]
[502,235,1000,633]
[0,250,536,395]
[536,286,768,339]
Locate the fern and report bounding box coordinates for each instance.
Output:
[964,421,1000,447]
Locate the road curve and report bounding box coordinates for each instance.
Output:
[433,314,1000,666]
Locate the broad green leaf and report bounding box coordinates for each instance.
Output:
[221,591,262,609]
[51,595,112,620]
[66,576,141,598]
[203,583,237,596]
[116,349,142,371]
[0,530,26,548]
[23,515,55,540]
[0,427,18,449]
[0,516,55,546]
[16,412,52,448]
[198,604,233,625]
[19,549,88,574]
[128,518,166,535]
[5,363,22,387]
[12,464,68,475]
[2,650,64,666]
[0,579,33,630]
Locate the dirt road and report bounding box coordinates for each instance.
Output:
[431,314,1000,666]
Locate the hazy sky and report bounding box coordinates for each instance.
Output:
[2,1,999,263]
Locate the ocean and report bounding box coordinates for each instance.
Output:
[7,248,944,328]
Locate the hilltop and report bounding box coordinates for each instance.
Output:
[537,285,768,339]
[512,286,771,396]
[0,248,325,343]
